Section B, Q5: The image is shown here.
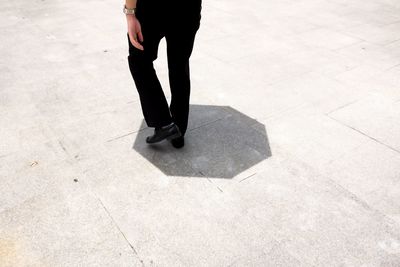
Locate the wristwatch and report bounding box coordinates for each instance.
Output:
[123,5,136,15]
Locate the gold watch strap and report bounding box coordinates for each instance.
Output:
[123,5,136,15]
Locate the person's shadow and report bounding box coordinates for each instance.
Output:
[132,104,271,179]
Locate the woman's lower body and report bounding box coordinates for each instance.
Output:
[127,0,202,141]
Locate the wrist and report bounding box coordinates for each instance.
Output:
[126,14,137,23]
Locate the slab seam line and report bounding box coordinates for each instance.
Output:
[97,197,145,266]
[326,114,400,154]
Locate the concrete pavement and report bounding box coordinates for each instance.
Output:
[1,0,400,266]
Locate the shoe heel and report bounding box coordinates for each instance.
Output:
[167,126,182,140]
[167,132,182,141]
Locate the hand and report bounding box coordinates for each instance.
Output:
[126,14,144,50]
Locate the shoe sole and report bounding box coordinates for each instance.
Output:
[146,130,182,144]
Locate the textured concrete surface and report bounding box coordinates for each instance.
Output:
[1,0,400,266]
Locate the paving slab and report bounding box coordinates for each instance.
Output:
[2,0,400,265]
[328,93,400,152]
[263,110,372,170]
[228,149,400,266]
[334,41,400,70]
[0,186,142,267]
[322,139,400,224]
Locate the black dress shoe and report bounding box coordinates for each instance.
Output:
[146,123,181,144]
[171,136,184,149]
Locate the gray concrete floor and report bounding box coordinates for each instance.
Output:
[1,0,400,266]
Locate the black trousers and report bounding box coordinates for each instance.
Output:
[127,0,201,136]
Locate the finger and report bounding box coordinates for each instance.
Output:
[129,33,144,51]
[128,32,136,46]
[138,30,144,43]
[132,39,144,51]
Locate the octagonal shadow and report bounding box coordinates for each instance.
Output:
[132,105,271,179]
